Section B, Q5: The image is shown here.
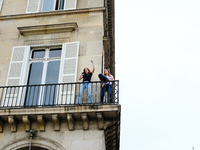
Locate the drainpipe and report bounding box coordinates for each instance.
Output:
[29,129,37,150]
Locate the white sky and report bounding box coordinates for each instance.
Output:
[115,0,200,150]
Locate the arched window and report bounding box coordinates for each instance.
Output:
[18,146,48,150]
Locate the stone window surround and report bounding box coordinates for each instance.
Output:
[17,22,78,35]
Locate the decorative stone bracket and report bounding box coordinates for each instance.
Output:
[0,105,120,134]
[8,116,17,132]
[81,113,89,130]
[67,114,74,131]
[52,114,60,131]
[22,116,31,132]
[0,118,4,133]
[96,113,104,130]
[37,115,45,131]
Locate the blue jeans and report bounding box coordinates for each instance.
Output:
[76,82,93,104]
[101,84,113,103]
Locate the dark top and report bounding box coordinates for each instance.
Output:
[83,73,92,82]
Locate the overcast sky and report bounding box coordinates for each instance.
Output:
[115,0,200,150]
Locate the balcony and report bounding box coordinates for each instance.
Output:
[0,80,119,108]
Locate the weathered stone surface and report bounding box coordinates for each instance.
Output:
[22,116,31,132]
[71,139,104,150]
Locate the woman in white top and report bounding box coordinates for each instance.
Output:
[101,69,114,103]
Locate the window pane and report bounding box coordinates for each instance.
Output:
[59,0,64,10]
[43,61,60,105]
[32,50,45,59]
[42,0,55,11]
[45,61,60,84]
[55,0,64,10]
[26,62,44,106]
[28,63,44,85]
[49,48,62,57]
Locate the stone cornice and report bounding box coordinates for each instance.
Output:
[0,7,105,20]
[18,22,78,35]
[0,104,120,116]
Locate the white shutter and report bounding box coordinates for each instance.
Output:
[3,46,30,107]
[0,0,3,12]
[58,42,79,104]
[64,0,77,10]
[26,0,40,13]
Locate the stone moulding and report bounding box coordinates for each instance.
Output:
[18,22,78,35]
[105,121,118,150]
[0,136,66,150]
[0,7,105,20]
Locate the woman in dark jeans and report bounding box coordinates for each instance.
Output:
[101,69,114,103]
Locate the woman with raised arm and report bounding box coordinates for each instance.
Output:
[101,69,114,103]
[76,60,95,104]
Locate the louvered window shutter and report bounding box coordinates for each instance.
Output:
[26,0,40,13]
[0,0,3,12]
[58,42,79,104]
[64,0,77,10]
[4,46,30,107]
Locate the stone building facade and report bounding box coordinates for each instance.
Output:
[0,0,120,149]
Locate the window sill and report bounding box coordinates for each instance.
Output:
[18,22,78,35]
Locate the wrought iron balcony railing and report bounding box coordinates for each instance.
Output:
[0,80,119,108]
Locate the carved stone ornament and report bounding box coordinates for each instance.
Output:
[8,116,17,132]
[96,112,104,130]
[22,115,31,132]
[37,115,45,131]
[81,113,89,130]
[67,114,74,131]
[52,114,60,131]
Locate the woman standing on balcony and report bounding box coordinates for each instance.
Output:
[76,60,95,104]
[101,69,114,103]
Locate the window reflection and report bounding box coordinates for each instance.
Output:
[25,62,44,106]
[32,50,45,59]
[43,61,60,105]
[49,48,62,57]
[42,0,55,12]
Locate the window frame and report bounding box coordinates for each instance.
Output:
[40,0,57,12]
[0,0,4,12]
[5,42,79,107]
[26,0,77,13]
[29,46,62,85]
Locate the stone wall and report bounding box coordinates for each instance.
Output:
[0,10,104,85]
[0,0,104,16]
[0,122,105,150]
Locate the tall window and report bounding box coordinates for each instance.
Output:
[25,47,61,106]
[5,42,79,107]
